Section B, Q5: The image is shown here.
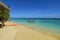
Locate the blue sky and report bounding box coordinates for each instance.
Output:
[2,0,60,18]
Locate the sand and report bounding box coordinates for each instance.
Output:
[0,21,59,40]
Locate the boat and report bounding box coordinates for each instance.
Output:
[28,19,36,23]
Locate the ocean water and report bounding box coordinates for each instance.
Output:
[10,18,60,34]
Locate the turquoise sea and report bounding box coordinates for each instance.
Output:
[10,18,60,35]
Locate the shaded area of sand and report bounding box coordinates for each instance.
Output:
[0,21,60,40]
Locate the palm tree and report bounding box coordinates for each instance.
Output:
[0,2,10,28]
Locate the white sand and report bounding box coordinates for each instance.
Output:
[0,21,59,40]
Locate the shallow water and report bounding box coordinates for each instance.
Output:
[10,18,60,34]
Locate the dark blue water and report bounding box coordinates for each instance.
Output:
[10,18,60,34]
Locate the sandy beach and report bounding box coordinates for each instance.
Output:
[0,21,60,40]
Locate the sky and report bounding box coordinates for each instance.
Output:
[2,0,60,18]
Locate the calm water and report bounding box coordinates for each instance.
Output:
[10,18,60,34]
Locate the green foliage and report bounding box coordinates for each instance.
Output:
[3,9,10,21]
[0,8,10,21]
[0,8,2,17]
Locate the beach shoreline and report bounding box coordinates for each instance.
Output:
[8,21,60,36]
[0,21,60,40]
